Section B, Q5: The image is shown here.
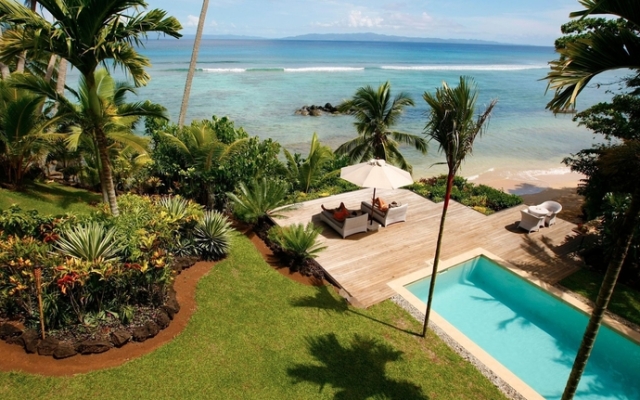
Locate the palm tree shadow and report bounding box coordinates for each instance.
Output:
[287,333,428,400]
[290,285,419,336]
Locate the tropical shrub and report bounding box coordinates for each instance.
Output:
[267,222,326,272]
[55,222,122,264]
[228,178,289,224]
[193,211,233,261]
[408,175,522,214]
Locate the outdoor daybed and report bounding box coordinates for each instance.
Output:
[320,209,369,238]
[360,201,408,227]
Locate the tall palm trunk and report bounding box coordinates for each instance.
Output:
[422,172,454,337]
[94,127,119,216]
[55,58,67,95]
[561,192,640,399]
[178,0,209,128]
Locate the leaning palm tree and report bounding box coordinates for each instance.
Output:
[421,76,497,337]
[337,81,427,172]
[0,0,182,216]
[178,0,209,128]
[544,2,640,398]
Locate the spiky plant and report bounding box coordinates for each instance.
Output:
[55,221,122,264]
[158,195,190,221]
[227,178,289,224]
[268,222,326,266]
[193,211,233,261]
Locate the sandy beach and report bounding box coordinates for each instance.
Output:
[469,166,585,224]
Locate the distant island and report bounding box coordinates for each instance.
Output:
[182,32,503,45]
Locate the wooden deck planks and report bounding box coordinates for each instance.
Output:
[273,188,582,308]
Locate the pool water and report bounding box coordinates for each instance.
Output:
[406,256,640,400]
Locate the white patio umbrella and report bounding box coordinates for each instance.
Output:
[340,159,413,220]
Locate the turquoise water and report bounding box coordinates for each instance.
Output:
[69,39,620,178]
[406,256,640,400]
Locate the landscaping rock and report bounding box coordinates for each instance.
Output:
[37,337,60,356]
[0,322,23,339]
[53,342,77,359]
[162,295,180,320]
[20,330,40,353]
[76,339,113,355]
[132,321,160,342]
[155,310,171,329]
[110,330,131,348]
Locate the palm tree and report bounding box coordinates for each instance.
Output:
[284,132,334,193]
[12,69,166,196]
[178,0,209,128]
[421,76,496,337]
[337,81,427,172]
[544,2,640,398]
[161,120,249,206]
[0,0,182,216]
[0,82,63,186]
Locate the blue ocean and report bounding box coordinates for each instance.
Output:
[102,39,615,179]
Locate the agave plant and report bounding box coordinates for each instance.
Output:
[55,222,122,264]
[268,222,326,265]
[227,178,289,224]
[193,211,233,261]
[157,195,190,221]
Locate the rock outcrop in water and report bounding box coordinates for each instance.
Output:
[295,103,340,116]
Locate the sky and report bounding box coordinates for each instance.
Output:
[150,0,586,46]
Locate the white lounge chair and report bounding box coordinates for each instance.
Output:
[319,210,369,238]
[518,210,545,233]
[360,201,408,227]
[538,201,562,226]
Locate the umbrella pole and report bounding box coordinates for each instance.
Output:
[369,188,377,223]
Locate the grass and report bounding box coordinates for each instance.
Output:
[0,182,101,215]
[0,233,505,400]
[560,268,640,327]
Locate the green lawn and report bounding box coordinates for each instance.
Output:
[560,268,640,327]
[0,182,100,215]
[0,234,505,400]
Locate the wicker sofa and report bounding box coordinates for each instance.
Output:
[319,210,369,238]
[360,201,408,227]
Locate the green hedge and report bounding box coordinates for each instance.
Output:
[408,175,522,215]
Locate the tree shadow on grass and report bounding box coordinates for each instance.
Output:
[290,285,419,336]
[288,333,428,400]
[17,183,100,211]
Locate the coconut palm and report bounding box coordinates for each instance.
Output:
[11,69,166,196]
[178,0,209,128]
[545,0,640,111]
[544,2,640,398]
[421,76,496,337]
[284,132,334,193]
[337,81,427,172]
[0,0,182,215]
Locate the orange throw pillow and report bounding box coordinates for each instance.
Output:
[333,208,349,222]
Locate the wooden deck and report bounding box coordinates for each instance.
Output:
[274,189,583,308]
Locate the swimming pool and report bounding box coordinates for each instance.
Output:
[391,251,640,400]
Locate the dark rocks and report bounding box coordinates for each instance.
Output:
[76,339,113,355]
[110,330,132,348]
[132,321,160,342]
[37,337,60,356]
[155,310,171,329]
[162,292,180,320]
[172,256,199,273]
[20,330,41,353]
[53,342,77,359]
[295,103,340,116]
[0,322,24,339]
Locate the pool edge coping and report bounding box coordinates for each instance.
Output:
[387,247,640,400]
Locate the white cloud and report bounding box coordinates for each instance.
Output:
[185,15,199,27]
[348,10,383,28]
